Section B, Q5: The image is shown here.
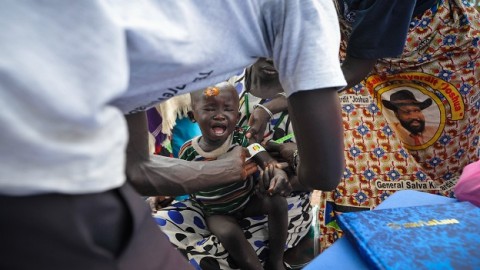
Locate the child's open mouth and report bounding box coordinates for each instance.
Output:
[211,124,227,135]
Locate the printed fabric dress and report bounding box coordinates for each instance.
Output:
[318,0,480,251]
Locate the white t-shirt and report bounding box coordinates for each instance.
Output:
[0,0,345,195]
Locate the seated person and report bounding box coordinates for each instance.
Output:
[179,83,289,270]
[154,81,313,270]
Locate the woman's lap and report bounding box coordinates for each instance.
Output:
[153,192,312,270]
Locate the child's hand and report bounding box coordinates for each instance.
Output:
[257,163,292,197]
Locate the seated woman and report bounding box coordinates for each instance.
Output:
[154,58,313,270]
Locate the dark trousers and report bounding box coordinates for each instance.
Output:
[0,183,193,270]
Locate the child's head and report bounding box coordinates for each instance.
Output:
[190,82,240,147]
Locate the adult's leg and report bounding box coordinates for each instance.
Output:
[206,215,263,270]
[0,183,192,270]
[244,194,288,270]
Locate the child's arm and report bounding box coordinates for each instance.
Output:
[257,163,292,196]
[246,141,292,196]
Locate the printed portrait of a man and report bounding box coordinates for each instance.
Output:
[381,89,440,148]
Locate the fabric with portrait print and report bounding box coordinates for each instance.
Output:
[318,0,480,251]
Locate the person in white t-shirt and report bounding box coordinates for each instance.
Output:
[0,1,346,269]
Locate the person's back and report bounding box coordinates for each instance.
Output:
[0,1,128,197]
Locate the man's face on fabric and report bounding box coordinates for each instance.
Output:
[395,105,426,134]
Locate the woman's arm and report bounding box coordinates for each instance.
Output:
[125,111,257,196]
[287,88,345,191]
[340,54,377,91]
[246,95,288,143]
[246,89,345,191]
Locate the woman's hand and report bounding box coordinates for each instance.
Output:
[245,106,271,143]
[245,94,289,143]
[264,141,298,168]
